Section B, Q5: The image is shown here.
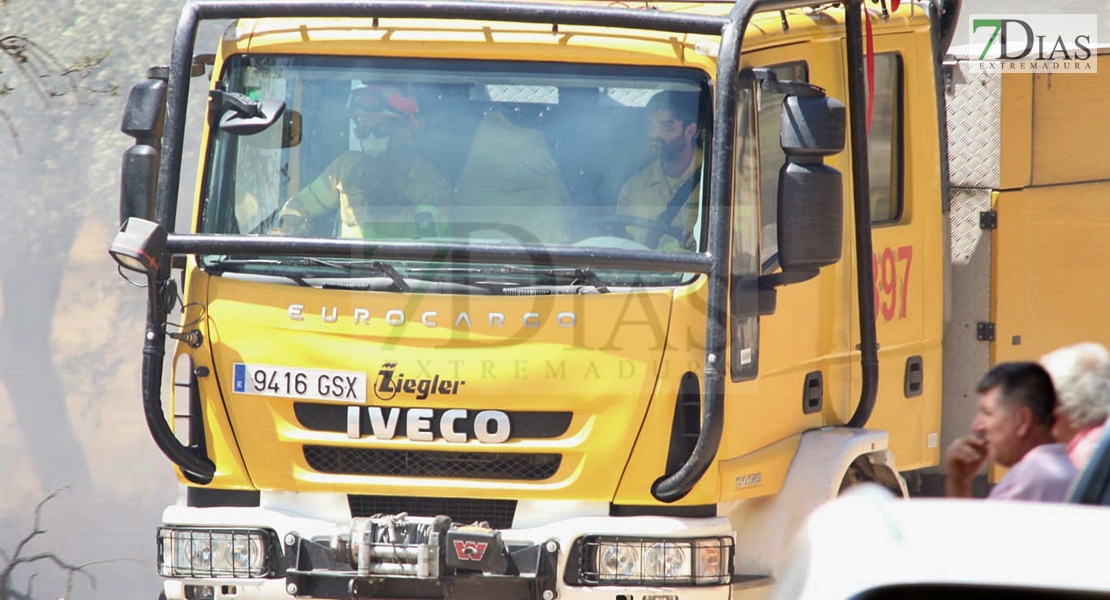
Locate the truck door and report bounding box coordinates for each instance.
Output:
[848,29,942,471]
[726,40,852,458]
[727,27,942,473]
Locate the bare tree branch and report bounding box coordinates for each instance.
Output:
[6,489,61,569]
[0,33,77,99]
[0,489,140,600]
[0,16,113,154]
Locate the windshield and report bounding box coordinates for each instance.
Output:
[199,55,710,288]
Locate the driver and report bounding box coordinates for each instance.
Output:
[270,84,452,239]
[615,90,702,250]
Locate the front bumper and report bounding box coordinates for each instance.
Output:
[160,502,736,600]
[283,528,559,599]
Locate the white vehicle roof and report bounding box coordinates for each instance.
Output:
[769,484,1110,600]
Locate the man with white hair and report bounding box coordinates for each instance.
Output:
[1040,342,1110,469]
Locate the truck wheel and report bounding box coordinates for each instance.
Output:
[839,455,905,497]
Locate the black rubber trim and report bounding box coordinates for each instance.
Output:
[186,488,261,508]
[609,503,716,518]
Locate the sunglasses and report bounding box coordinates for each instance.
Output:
[352,115,403,139]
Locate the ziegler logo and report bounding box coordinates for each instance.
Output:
[374,362,465,401]
[453,541,489,562]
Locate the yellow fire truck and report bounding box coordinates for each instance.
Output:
[110,0,1108,598]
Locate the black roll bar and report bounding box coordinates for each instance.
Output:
[142,278,216,483]
[148,0,728,486]
[843,1,879,428]
[166,235,715,273]
[156,0,726,229]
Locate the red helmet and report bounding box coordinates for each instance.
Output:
[345,85,420,126]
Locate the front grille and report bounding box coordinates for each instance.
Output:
[303,446,562,481]
[294,404,573,439]
[348,495,517,529]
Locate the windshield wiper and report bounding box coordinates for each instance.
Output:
[568,268,610,294]
[500,266,611,294]
[204,257,313,286]
[302,258,411,292]
[205,256,410,291]
[406,264,612,294]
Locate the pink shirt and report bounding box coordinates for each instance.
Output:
[1068,424,1105,469]
[988,443,1077,502]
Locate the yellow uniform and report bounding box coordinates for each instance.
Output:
[453,111,571,244]
[274,151,452,239]
[615,149,702,250]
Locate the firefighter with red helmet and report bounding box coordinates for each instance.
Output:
[271,84,451,239]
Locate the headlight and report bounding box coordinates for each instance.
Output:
[693,538,727,584]
[574,536,733,586]
[158,527,277,578]
[599,543,640,580]
[642,542,688,580]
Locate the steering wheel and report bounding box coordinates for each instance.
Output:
[592,215,687,249]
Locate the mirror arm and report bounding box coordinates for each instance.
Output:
[742,67,828,98]
[213,89,265,118]
[758,270,819,289]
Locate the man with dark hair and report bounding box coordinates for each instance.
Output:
[614,90,702,250]
[945,361,1077,501]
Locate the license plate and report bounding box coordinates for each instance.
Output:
[232,363,366,403]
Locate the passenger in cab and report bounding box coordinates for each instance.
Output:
[270,84,452,239]
[615,90,703,250]
[452,107,571,244]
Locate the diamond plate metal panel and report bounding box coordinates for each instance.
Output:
[946,61,1002,190]
[485,84,558,104]
[949,187,993,265]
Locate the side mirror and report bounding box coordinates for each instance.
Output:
[119,67,167,226]
[212,90,286,136]
[770,94,845,286]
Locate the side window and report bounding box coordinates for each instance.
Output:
[729,62,806,381]
[756,62,808,273]
[731,86,760,381]
[868,53,903,224]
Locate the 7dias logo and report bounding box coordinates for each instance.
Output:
[373,362,465,401]
[969,14,1097,73]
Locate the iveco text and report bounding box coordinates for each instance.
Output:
[348,407,512,443]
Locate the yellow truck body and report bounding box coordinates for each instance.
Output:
[110,1,1110,598]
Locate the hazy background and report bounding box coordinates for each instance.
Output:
[0,1,1106,599]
